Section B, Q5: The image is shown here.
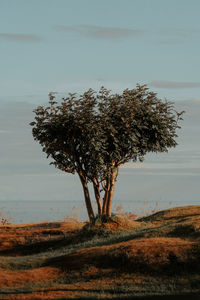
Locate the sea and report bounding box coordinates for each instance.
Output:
[0,199,199,225]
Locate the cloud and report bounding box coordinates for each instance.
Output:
[150,81,200,89]
[0,185,13,191]
[120,163,146,169]
[143,171,199,176]
[55,25,199,44]
[55,24,143,40]
[0,33,41,43]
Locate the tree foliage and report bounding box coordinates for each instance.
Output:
[30,85,184,220]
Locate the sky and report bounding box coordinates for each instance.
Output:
[0,0,200,215]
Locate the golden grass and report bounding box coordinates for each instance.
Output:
[0,221,84,252]
[0,267,61,288]
[0,205,200,299]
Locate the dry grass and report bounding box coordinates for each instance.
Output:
[0,266,61,288]
[0,205,200,299]
[0,221,84,253]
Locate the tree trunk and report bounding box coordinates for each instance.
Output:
[78,173,94,220]
[106,168,118,217]
[102,178,110,215]
[92,179,102,215]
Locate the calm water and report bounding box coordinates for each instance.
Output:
[0,199,199,224]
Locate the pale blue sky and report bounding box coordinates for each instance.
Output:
[1,0,200,101]
[0,0,199,217]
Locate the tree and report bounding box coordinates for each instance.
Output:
[30,85,184,221]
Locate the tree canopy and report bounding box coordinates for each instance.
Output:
[30,85,184,220]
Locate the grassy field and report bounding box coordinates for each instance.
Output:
[0,205,200,299]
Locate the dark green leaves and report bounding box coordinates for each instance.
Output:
[30,85,184,182]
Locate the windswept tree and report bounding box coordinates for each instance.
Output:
[30,85,184,221]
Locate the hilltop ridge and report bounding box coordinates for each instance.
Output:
[0,205,200,299]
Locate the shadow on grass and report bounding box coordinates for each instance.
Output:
[0,236,75,256]
[0,288,200,300]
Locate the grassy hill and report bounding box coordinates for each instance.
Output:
[0,205,200,299]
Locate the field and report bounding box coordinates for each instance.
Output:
[0,205,200,299]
